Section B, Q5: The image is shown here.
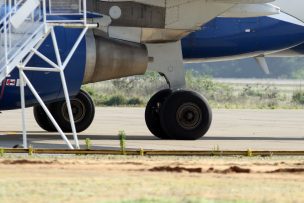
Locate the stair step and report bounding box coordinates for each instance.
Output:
[0,26,46,82]
[50,0,80,13]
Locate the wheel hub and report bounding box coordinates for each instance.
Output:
[176,103,202,130]
[62,99,86,123]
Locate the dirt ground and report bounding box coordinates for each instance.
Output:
[0,155,304,203]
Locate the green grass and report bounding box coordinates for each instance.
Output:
[292,90,304,104]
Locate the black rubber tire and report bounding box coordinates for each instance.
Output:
[160,90,212,140]
[33,105,56,132]
[51,90,95,133]
[145,89,172,139]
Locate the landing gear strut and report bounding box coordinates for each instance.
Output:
[33,90,95,133]
[145,89,212,140]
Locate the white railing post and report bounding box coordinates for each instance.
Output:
[43,0,47,33]
[83,0,86,25]
[4,11,8,74]
[78,0,81,13]
[48,0,52,14]
[8,0,11,49]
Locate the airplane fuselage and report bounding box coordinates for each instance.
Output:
[1,5,304,110]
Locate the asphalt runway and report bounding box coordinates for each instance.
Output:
[0,107,304,151]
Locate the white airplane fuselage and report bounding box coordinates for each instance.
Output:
[274,0,304,22]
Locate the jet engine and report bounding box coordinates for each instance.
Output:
[82,31,149,84]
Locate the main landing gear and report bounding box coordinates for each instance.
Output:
[145,41,212,140]
[145,89,212,140]
[33,90,95,133]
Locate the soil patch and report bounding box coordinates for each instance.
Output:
[208,166,251,174]
[1,159,58,165]
[268,168,304,173]
[149,166,202,173]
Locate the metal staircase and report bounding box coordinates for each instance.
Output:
[0,0,46,82]
[0,0,97,149]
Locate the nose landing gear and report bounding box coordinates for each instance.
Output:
[145,89,212,140]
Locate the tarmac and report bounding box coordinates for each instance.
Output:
[0,107,304,151]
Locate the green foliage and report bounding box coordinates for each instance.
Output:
[264,86,279,99]
[241,85,263,97]
[119,131,126,155]
[292,91,304,104]
[0,148,5,157]
[85,138,92,150]
[82,70,303,109]
[103,95,127,106]
[291,68,304,79]
[82,86,95,96]
[93,95,144,106]
[28,145,34,156]
[186,71,235,103]
[127,98,144,106]
[139,148,145,156]
[246,149,253,157]
[241,85,279,99]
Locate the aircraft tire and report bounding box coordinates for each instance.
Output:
[51,89,95,133]
[160,90,212,140]
[145,89,172,139]
[33,105,57,132]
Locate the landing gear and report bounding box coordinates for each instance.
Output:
[33,104,56,132]
[145,89,212,140]
[33,90,95,133]
[160,90,212,140]
[145,89,172,139]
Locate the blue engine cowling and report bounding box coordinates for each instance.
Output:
[182,14,304,61]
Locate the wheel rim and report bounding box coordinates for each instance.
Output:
[176,102,202,130]
[61,99,86,123]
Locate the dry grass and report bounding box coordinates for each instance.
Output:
[0,155,303,203]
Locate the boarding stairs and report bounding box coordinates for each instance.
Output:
[0,0,89,82]
[0,0,45,82]
[0,0,95,149]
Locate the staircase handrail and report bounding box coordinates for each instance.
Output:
[0,0,23,25]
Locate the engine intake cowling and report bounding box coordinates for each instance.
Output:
[83,31,148,84]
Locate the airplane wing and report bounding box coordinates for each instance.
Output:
[97,0,280,42]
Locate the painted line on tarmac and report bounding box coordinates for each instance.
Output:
[1,149,304,156]
[0,132,18,135]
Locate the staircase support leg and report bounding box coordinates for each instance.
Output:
[19,68,27,149]
[59,70,80,149]
[20,71,74,149]
[51,28,80,149]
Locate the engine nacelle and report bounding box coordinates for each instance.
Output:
[83,31,148,84]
